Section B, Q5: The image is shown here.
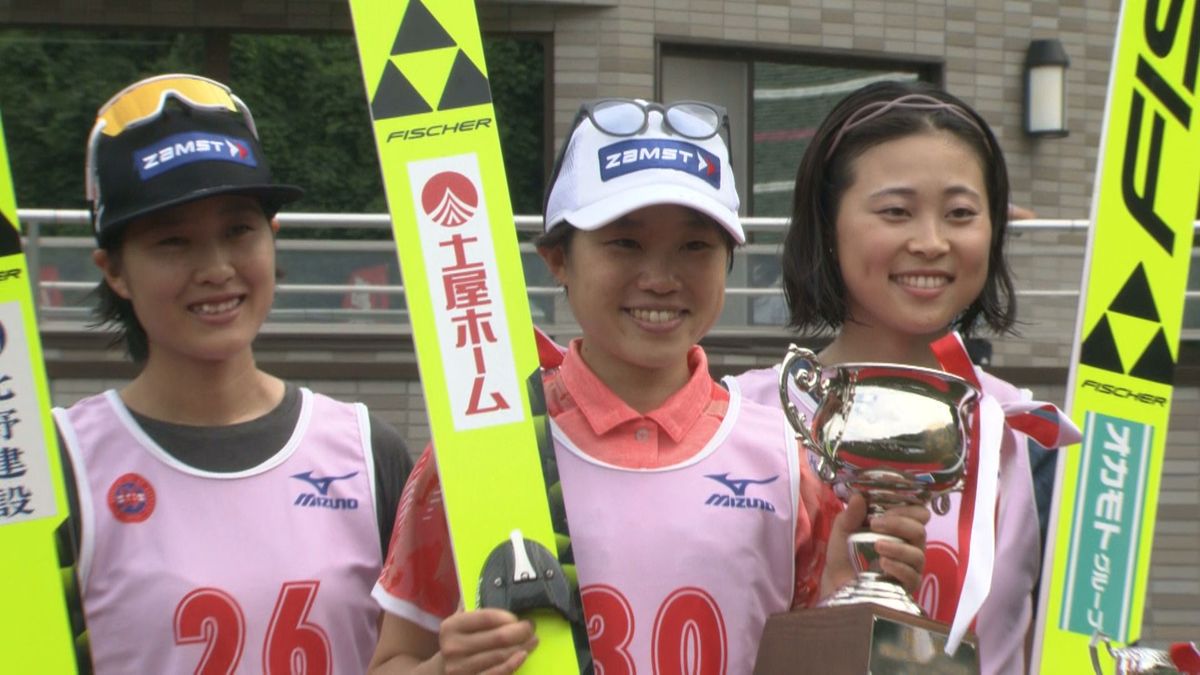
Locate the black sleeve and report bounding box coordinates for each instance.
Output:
[369,412,414,558]
[55,423,83,559]
[54,421,94,673]
[1027,438,1057,557]
[1027,437,1058,610]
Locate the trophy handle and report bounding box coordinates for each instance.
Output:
[931,493,952,516]
[779,345,836,482]
[1089,632,1113,675]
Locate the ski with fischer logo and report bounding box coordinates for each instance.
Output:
[348,0,590,671]
[1031,0,1200,671]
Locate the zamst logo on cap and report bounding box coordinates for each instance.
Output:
[136,131,258,181]
[597,138,721,189]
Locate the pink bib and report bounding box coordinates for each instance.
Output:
[55,388,381,675]
[556,384,798,675]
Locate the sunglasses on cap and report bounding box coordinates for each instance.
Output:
[543,98,733,215]
[84,74,259,203]
[579,98,729,141]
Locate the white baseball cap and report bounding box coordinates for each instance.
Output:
[544,99,744,244]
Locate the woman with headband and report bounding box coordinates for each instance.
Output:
[734,80,1080,674]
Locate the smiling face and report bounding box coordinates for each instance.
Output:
[539,204,730,396]
[94,194,277,368]
[834,130,992,350]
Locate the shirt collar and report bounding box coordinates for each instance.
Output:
[558,339,714,442]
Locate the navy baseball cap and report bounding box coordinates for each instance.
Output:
[86,74,303,246]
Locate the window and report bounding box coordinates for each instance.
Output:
[660,45,938,217]
[660,45,938,327]
[750,65,923,216]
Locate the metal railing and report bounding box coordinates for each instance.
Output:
[17,209,1200,338]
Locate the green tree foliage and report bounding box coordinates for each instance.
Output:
[0,29,545,226]
[484,36,545,216]
[0,30,203,210]
[228,33,386,216]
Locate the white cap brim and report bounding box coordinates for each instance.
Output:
[549,183,745,244]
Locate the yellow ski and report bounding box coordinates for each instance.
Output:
[1032,0,1200,671]
[348,1,587,671]
[0,111,83,672]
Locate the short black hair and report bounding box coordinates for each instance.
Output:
[781,79,1016,337]
[93,266,149,363]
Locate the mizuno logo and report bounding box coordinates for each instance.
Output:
[291,470,358,496]
[703,472,778,512]
[705,472,777,496]
[291,471,361,511]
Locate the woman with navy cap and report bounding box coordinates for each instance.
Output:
[53,74,413,674]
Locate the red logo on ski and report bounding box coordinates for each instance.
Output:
[421,171,478,227]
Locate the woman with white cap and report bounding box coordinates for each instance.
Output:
[368,98,930,675]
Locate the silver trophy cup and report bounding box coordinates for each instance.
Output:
[779,344,980,616]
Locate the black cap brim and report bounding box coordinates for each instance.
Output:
[95,182,304,247]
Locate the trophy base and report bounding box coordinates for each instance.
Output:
[753,603,979,674]
[818,574,925,616]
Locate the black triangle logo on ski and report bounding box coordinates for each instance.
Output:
[1128,327,1176,385]
[1080,314,1125,373]
[0,213,21,257]
[371,61,433,121]
[390,0,456,55]
[1108,263,1160,322]
[438,50,492,110]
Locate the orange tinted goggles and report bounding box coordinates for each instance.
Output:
[92,74,255,138]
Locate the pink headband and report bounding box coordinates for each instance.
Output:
[825,94,991,160]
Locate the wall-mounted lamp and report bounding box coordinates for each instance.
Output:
[1024,38,1070,138]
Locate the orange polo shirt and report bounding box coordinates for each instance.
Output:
[542,338,729,468]
[374,335,838,628]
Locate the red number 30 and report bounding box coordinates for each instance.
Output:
[173,581,331,675]
[584,585,727,675]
